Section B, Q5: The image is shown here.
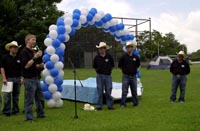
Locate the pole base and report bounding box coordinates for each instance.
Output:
[74,115,78,119]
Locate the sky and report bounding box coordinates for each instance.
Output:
[57,0,200,53]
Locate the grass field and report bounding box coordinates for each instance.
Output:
[0,65,200,131]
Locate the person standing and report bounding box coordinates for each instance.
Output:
[93,42,114,110]
[118,41,140,108]
[21,34,45,122]
[170,51,190,103]
[0,41,21,116]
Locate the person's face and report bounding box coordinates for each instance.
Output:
[126,46,133,53]
[99,47,106,54]
[27,37,36,47]
[177,55,184,61]
[9,46,18,54]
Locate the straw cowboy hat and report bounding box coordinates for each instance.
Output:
[125,41,137,48]
[5,41,21,51]
[177,51,186,58]
[96,42,112,49]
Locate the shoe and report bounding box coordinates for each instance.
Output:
[179,100,184,103]
[2,113,11,117]
[24,119,33,123]
[170,101,175,103]
[133,104,139,107]
[12,111,19,115]
[95,107,102,111]
[108,107,115,110]
[37,115,46,118]
[120,105,126,108]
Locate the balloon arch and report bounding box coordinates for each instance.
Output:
[42,8,136,108]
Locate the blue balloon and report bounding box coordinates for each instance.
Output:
[57,86,63,92]
[50,68,59,77]
[56,18,65,26]
[54,77,63,86]
[73,9,81,15]
[133,49,140,58]
[42,83,49,92]
[116,23,125,30]
[52,39,61,48]
[59,56,64,62]
[44,91,52,100]
[46,61,54,69]
[57,25,66,34]
[57,34,66,43]
[73,13,80,20]
[95,20,104,27]
[42,54,50,62]
[69,28,76,36]
[129,34,134,40]
[109,26,117,32]
[89,8,97,16]
[105,13,112,21]
[56,47,65,56]
[87,13,94,21]
[121,35,128,41]
[82,22,88,27]
[72,19,79,27]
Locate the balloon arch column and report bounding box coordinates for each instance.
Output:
[42,8,136,108]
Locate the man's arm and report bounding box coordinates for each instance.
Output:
[1,68,7,85]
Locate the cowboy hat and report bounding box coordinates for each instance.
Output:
[125,41,137,48]
[96,42,111,49]
[177,51,186,58]
[5,41,21,51]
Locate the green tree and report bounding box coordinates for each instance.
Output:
[190,50,200,61]
[0,0,63,55]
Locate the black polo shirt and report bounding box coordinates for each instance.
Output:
[93,53,114,75]
[0,54,21,78]
[21,47,37,78]
[170,59,190,76]
[118,53,140,76]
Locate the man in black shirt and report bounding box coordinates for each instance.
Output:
[170,51,190,103]
[0,41,21,116]
[93,42,114,110]
[118,41,140,108]
[21,34,45,122]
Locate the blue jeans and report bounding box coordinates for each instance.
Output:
[121,74,138,106]
[96,74,113,108]
[170,75,187,102]
[2,77,21,114]
[24,78,45,120]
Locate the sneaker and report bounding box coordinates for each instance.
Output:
[37,115,46,118]
[108,107,115,110]
[2,113,11,117]
[120,105,126,108]
[95,107,102,111]
[133,104,139,107]
[170,101,175,103]
[179,101,184,103]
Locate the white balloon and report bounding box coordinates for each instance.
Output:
[59,70,64,77]
[65,13,72,18]
[53,91,62,100]
[64,17,73,26]
[49,24,57,31]
[80,15,87,24]
[103,22,110,29]
[55,99,63,107]
[50,54,59,63]
[59,43,66,50]
[49,84,58,93]
[75,22,82,29]
[49,30,58,39]
[88,19,95,25]
[55,62,64,70]
[110,19,118,26]
[81,8,89,16]
[44,38,52,46]
[42,69,50,77]
[115,37,121,42]
[65,34,70,42]
[46,46,55,55]
[98,11,105,18]
[47,99,56,108]
[45,75,54,85]
[122,46,127,52]
[65,25,72,33]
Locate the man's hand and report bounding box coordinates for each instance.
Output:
[3,78,7,85]
[34,50,43,59]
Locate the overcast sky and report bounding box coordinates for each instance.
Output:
[57,0,200,53]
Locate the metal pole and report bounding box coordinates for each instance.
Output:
[149,18,152,59]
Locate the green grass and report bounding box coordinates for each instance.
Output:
[0,65,200,131]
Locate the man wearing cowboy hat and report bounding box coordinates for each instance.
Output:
[93,42,114,110]
[118,41,140,108]
[0,41,21,116]
[170,51,190,103]
[21,34,45,122]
